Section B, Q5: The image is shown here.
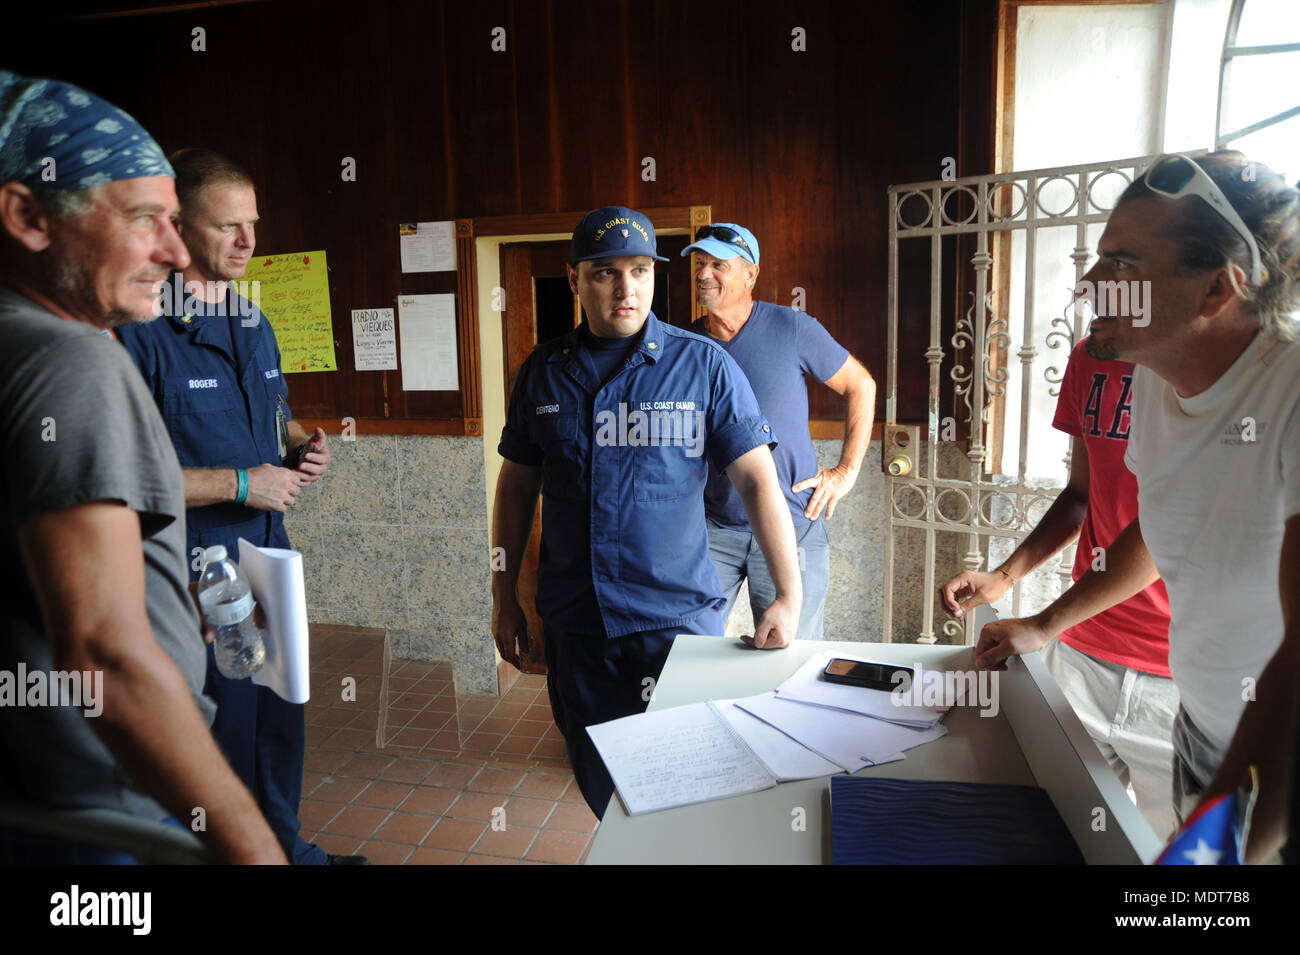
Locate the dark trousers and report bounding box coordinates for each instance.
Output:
[543,611,724,819]
[205,644,324,865]
[0,816,185,865]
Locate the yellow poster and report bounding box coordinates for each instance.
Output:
[242,250,337,373]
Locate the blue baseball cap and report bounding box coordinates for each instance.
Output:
[571,206,668,264]
[0,71,173,192]
[681,222,760,264]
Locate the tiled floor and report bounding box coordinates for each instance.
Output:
[300,626,598,865]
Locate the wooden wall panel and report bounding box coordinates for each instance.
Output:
[5,0,999,427]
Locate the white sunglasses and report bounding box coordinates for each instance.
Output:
[1143,154,1264,285]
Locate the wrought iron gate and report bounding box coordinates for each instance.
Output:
[882,153,1171,644]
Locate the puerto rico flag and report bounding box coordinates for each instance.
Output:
[1156,768,1258,865]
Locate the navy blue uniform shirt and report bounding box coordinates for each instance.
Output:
[499,312,775,638]
[117,275,292,577]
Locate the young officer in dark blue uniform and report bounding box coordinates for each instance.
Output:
[491,206,803,817]
[116,150,347,864]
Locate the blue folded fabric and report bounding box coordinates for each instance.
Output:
[830,776,1084,865]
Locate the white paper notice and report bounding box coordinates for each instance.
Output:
[713,698,843,782]
[351,307,397,371]
[236,539,310,704]
[397,293,459,391]
[586,702,777,815]
[737,692,945,773]
[399,221,456,273]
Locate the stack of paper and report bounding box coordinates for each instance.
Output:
[773,654,948,728]
[735,691,945,773]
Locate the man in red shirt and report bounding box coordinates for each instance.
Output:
[939,339,1177,837]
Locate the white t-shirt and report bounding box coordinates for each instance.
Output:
[1125,329,1300,775]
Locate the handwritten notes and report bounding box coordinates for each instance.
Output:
[242,250,337,373]
[351,307,397,371]
[585,702,777,815]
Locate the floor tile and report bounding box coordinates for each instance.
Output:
[469,767,525,794]
[353,781,415,810]
[423,817,486,852]
[546,802,599,833]
[526,829,588,865]
[501,796,556,829]
[398,785,459,816]
[473,824,539,859]
[406,847,466,865]
[357,840,415,865]
[372,812,439,845]
[321,805,391,840]
[446,791,507,822]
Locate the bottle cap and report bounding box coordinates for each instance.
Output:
[203,545,228,564]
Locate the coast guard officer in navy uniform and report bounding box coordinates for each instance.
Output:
[491,206,802,816]
[117,149,352,864]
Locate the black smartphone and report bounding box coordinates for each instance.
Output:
[822,658,914,692]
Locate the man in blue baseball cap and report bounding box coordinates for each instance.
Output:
[0,71,284,863]
[491,206,802,816]
[684,222,875,642]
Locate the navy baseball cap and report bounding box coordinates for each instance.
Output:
[681,222,760,264]
[571,206,668,264]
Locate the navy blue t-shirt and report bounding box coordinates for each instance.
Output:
[691,301,848,527]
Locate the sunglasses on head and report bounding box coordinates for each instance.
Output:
[1142,154,1263,285]
[695,225,756,263]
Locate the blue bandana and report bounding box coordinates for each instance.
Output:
[0,71,173,192]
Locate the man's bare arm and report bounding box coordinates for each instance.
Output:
[1198,513,1300,863]
[792,355,876,519]
[490,460,542,667]
[19,502,285,864]
[975,515,1158,669]
[182,465,301,511]
[728,445,802,648]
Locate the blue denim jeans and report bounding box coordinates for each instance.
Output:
[706,516,830,641]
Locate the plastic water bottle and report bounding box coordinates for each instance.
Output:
[198,545,266,680]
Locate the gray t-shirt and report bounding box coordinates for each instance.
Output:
[0,288,215,820]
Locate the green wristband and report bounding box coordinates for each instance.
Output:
[235,468,250,505]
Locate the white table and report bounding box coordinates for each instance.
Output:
[586,636,1163,865]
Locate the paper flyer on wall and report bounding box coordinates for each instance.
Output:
[237,538,311,704]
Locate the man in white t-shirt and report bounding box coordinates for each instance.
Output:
[975,151,1300,862]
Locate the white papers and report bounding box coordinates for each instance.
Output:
[397,293,459,391]
[399,220,456,273]
[351,307,397,371]
[737,692,946,773]
[586,702,777,815]
[236,539,311,704]
[713,699,844,781]
[775,654,947,728]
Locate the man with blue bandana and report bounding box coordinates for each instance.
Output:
[0,71,284,863]
[684,223,875,641]
[117,149,348,865]
[492,206,802,817]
